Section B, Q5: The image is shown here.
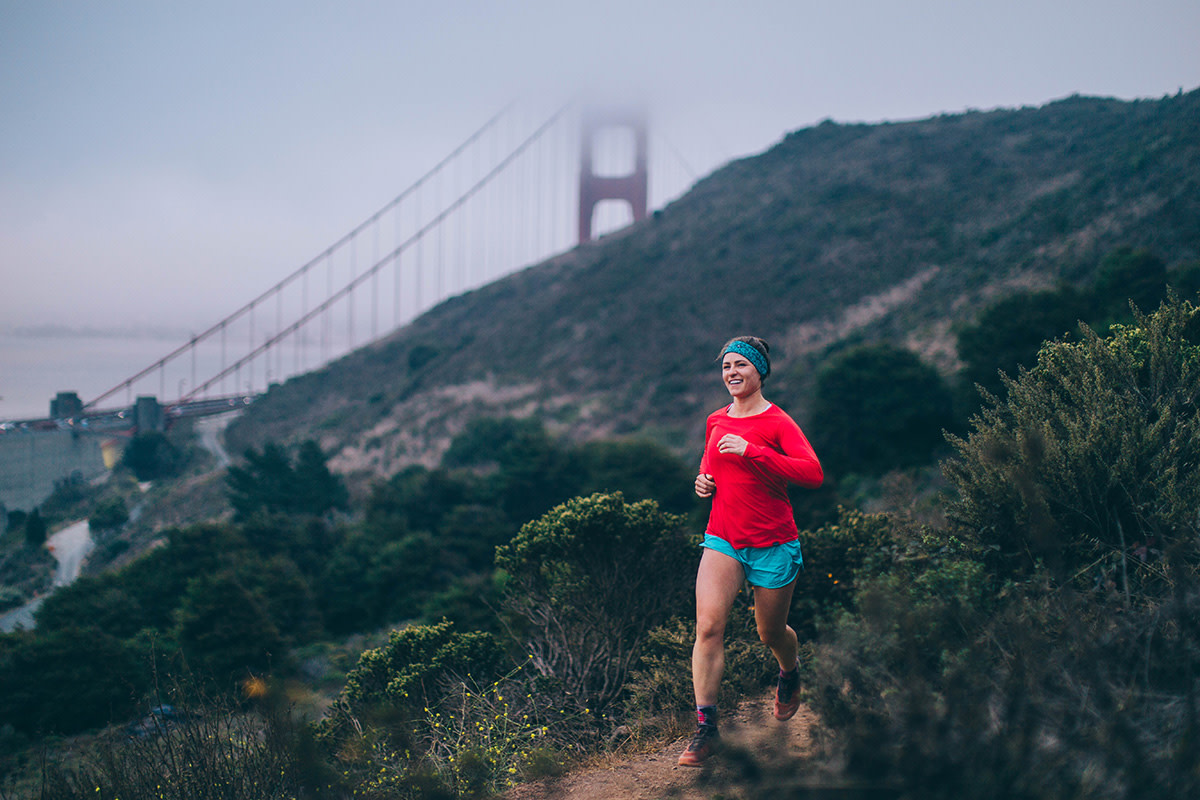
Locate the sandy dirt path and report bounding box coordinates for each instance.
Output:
[504,699,818,800]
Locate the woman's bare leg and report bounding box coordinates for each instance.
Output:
[692,548,745,707]
[752,578,799,672]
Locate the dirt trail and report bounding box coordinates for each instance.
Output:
[504,699,817,800]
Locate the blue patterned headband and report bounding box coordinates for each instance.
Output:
[722,340,770,379]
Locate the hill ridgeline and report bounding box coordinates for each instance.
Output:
[226,89,1200,476]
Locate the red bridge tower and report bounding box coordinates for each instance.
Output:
[578,109,648,243]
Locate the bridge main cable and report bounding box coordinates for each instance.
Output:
[84,103,519,411]
[178,100,576,403]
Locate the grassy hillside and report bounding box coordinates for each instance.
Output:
[226,89,1200,476]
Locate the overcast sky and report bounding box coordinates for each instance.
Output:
[2,0,1198,337]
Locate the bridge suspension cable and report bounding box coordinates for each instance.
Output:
[81,99,703,416]
[179,102,575,402]
[84,101,573,411]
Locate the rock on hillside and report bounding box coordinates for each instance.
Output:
[226,89,1200,476]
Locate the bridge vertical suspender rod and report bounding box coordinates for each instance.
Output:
[393,203,402,327]
[248,303,255,393]
[298,268,307,375]
[276,290,283,386]
[348,234,356,350]
[324,253,333,363]
[414,183,422,315]
[371,224,379,340]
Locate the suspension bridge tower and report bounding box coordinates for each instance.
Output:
[578,109,649,243]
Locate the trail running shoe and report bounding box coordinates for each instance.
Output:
[677,723,720,767]
[774,667,801,721]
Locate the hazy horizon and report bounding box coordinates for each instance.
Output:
[2,1,1198,419]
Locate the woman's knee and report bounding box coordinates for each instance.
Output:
[756,620,789,647]
[695,615,726,644]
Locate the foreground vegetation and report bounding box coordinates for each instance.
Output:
[808,295,1199,798]
[6,85,1200,797]
[1,291,1195,798]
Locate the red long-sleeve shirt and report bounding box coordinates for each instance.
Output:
[700,403,823,549]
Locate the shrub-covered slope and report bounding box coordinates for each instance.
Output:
[227,89,1200,473]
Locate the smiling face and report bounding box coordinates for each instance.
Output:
[722,352,763,399]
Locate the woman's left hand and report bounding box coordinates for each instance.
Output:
[717,434,749,457]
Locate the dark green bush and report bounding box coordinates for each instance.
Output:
[802,295,1200,799]
[22,510,46,549]
[806,557,1199,799]
[0,626,151,736]
[326,637,589,799]
[173,570,287,688]
[320,619,508,769]
[88,496,129,533]
[792,507,894,640]
[495,492,694,713]
[123,431,183,481]
[944,293,1200,590]
[956,285,1089,402]
[572,439,697,515]
[812,343,955,477]
[1093,246,1169,317]
[225,441,347,520]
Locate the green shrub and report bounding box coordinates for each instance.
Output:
[320,621,563,798]
[956,285,1090,402]
[22,510,46,549]
[800,294,1200,799]
[806,557,1199,799]
[1093,246,1169,318]
[173,570,287,688]
[329,658,590,799]
[123,431,183,481]
[944,293,1200,591]
[441,417,574,524]
[495,492,694,713]
[800,535,1002,793]
[0,586,24,613]
[0,626,151,736]
[88,496,129,533]
[324,620,506,745]
[812,343,956,476]
[572,439,697,515]
[225,441,347,520]
[792,507,895,640]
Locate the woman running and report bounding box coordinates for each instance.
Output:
[679,335,823,767]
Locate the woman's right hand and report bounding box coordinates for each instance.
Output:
[695,473,715,498]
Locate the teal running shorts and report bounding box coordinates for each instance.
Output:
[701,534,804,589]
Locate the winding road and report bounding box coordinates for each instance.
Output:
[0,519,95,632]
[1,412,237,633]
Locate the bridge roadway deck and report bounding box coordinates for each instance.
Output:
[0,395,252,513]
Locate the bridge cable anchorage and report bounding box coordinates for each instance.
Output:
[82,102,522,411]
[177,101,576,404]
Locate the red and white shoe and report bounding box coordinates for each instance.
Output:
[774,668,801,721]
[677,724,721,767]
